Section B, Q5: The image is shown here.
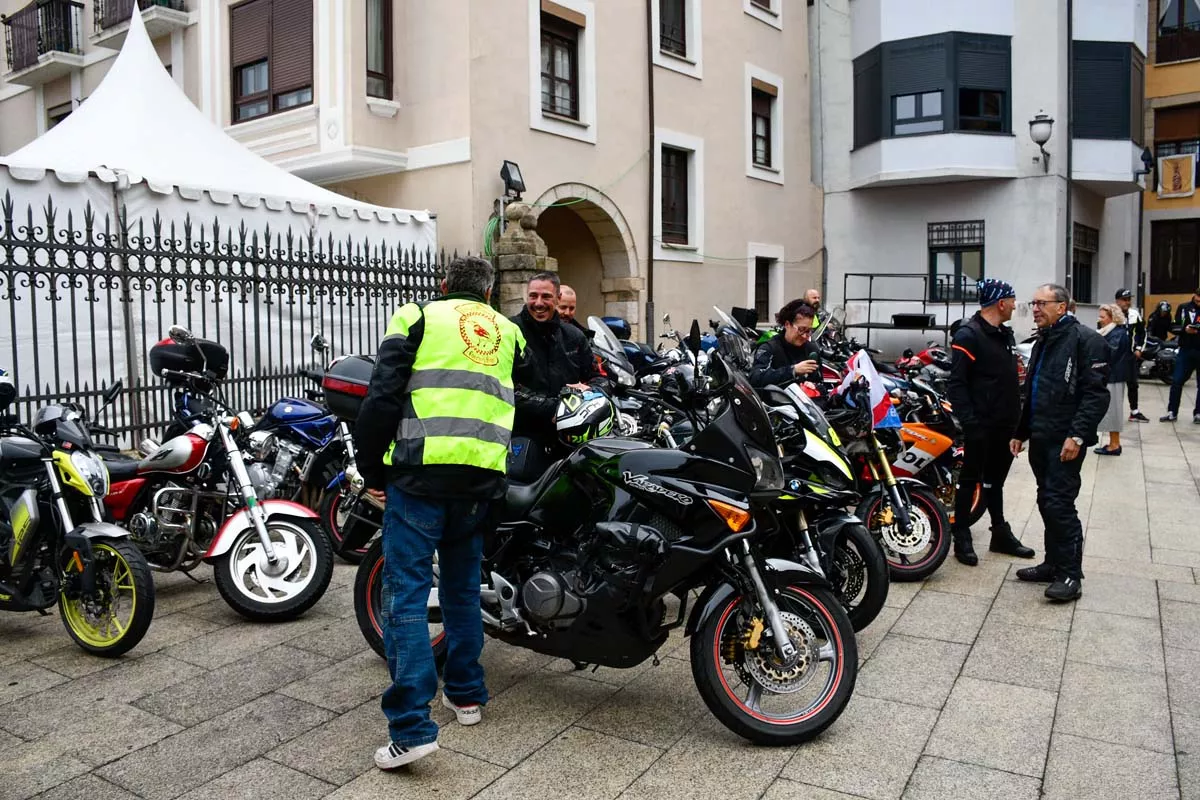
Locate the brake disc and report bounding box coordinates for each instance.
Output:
[742,612,820,694]
[876,505,932,556]
[834,545,865,599]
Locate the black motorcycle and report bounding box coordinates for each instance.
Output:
[345,335,857,745]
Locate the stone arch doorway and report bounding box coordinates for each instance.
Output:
[531,183,642,333]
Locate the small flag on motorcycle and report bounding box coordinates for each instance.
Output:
[834,351,903,430]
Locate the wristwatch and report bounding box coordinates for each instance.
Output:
[1070,436,1084,446]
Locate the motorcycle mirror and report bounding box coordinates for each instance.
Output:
[102,379,123,405]
[310,333,328,353]
[662,312,672,328]
[687,320,703,357]
[903,348,914,359]
[168,324,195,345]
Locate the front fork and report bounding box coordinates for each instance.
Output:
[792,509,825,576]
[741,540,798,662]
[219,424,279,564]
[869,435,912,532]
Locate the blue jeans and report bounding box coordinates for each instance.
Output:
[1167,348,1200,416]
[380,485,490,746]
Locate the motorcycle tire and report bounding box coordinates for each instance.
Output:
[213,518,334,622]
[354,539,448,671]
[59,537,156,658]
[857,484,951,582]
[831,523,890,632]
[319,488,378,565]
[691,585,857,746]
[940,483,985,528]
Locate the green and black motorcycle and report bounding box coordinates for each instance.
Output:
[0,376,155,657]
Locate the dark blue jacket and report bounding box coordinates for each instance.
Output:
[1103,325,1133,384]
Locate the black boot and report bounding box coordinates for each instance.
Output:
[952,529,978,566]
[988,522,1035,558]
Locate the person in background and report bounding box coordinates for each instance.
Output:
[355,256,526,769]
[1011,283,1110,603]
[1067,299,1077,316]
[1095,303,1132,456]
[557,284,591,338]
[804,288,824,328]
[1161,289,1200,423]
[750,299,822,388]
[1114,289,1149,422]
[945,279,1034,566]
[1147,300,1174,341]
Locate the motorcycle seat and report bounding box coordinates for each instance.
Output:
[504,459,564,519]
[103,458,140,482]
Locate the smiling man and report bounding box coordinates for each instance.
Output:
[1010,284,1110,603]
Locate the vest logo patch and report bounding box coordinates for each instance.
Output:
[456,304,502,366]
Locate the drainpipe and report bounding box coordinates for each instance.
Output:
[1065,0,1075,291]
[644,0,656,343]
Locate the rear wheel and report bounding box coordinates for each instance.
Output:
[858,484,951,582]
[59,538,156,658]
[691,585,857,745]
[319,488,378,565]
[354,539,446,668]
[213,518,334,621]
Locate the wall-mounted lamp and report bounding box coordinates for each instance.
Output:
[500,160,525,200]
[1029,112,1054,173]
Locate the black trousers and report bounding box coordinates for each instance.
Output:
[954,429,1015,531]
[1127,368,1139,412]
[1027,438,1086,581]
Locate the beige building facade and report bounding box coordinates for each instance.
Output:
[0,0,822,336]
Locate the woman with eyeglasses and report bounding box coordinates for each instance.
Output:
[749,299,823,388]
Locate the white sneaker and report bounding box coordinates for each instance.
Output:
[374,740,439,770]
[441,693,482,726]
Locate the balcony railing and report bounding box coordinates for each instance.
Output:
[1,0,83,74]
[1157,21,1200,64]
[94,0,185,35]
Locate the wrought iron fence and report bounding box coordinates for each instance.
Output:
[2,0,84,73]
[94,0,186,34]
[0,191,464,448]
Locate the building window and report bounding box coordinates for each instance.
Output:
[1073,41,1144,143]
[928,220,985,303]
[541,13,579,119]
[366,0,392,99]
[752,89,774,167]
[659,0,685,57]
[958,89,1004,132]
[1151,219,1200,295]
[661,146,690,245]
[47,101,72,129]
[1072,224,1099,304]
[893,91,943,135]
[230,0,314,124]
[1158,0,1200,64]
[1155,104,1200,160]
[754,257,774,322]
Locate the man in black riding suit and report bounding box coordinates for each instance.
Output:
[510,271,605,478]
[1161,289,1200,424]
[945,279,1034,567]
[749,299,823,388]
[1147,300,1173,341]
[1114,288,1149,423]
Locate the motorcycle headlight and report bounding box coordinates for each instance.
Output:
[70,450,109,497]
[747,444,785,492]
[248,431,277,461]
[613,363,636,388]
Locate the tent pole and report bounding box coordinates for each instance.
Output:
[112,177,143,435]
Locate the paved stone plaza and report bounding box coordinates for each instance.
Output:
[2,384,1199,800]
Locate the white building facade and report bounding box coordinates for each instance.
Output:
[810,0,1148,353]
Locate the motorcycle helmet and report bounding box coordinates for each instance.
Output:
[1158,300,1172,314]
[555,390,615,446]
[0,368,13,411]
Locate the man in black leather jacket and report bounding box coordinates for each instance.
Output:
[510,272,603,475]
[1161,289,1200,423]
[1011,284,1110,602]
[946,279,1034,566]
[749,299,822,388]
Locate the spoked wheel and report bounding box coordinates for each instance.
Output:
[829,523,889,631]
[692,585,857,745]
[857,485,951,582]
[354,539,446,669]
[59,538,155,658]
[319,488,380,565]
[213,519,334,621]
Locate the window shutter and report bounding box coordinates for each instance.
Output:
[752,90,772,118]
[957,40,1009,88]
[886,37,947,96]
[230,0,270,69]
[541,0,586,28]
[853,48,883,148]
[1073,42,1132,140]
[271,0,313,95]
[1156,104,1200,142]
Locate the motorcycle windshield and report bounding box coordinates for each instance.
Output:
[712,306,752,340]
[783,383,837,445]
[813,306,845,343]
[587,316,635,371]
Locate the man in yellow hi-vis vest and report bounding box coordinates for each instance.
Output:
[354,256,526,770]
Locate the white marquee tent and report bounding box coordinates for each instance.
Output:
[0,8,435,415]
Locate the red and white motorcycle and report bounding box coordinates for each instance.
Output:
[102,327,333,622]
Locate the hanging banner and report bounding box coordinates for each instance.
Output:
[1158,153,1197,199]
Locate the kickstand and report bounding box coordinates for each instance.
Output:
[36,607,50,616]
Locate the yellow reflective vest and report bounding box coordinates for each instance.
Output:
[382,298,526,475]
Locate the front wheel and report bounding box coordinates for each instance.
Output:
[858,484,951,582]
[354,540,446,667]
[213,518,334,622]
[691,585,857,746]
[829,524,890,631]
[59,537,156,658]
